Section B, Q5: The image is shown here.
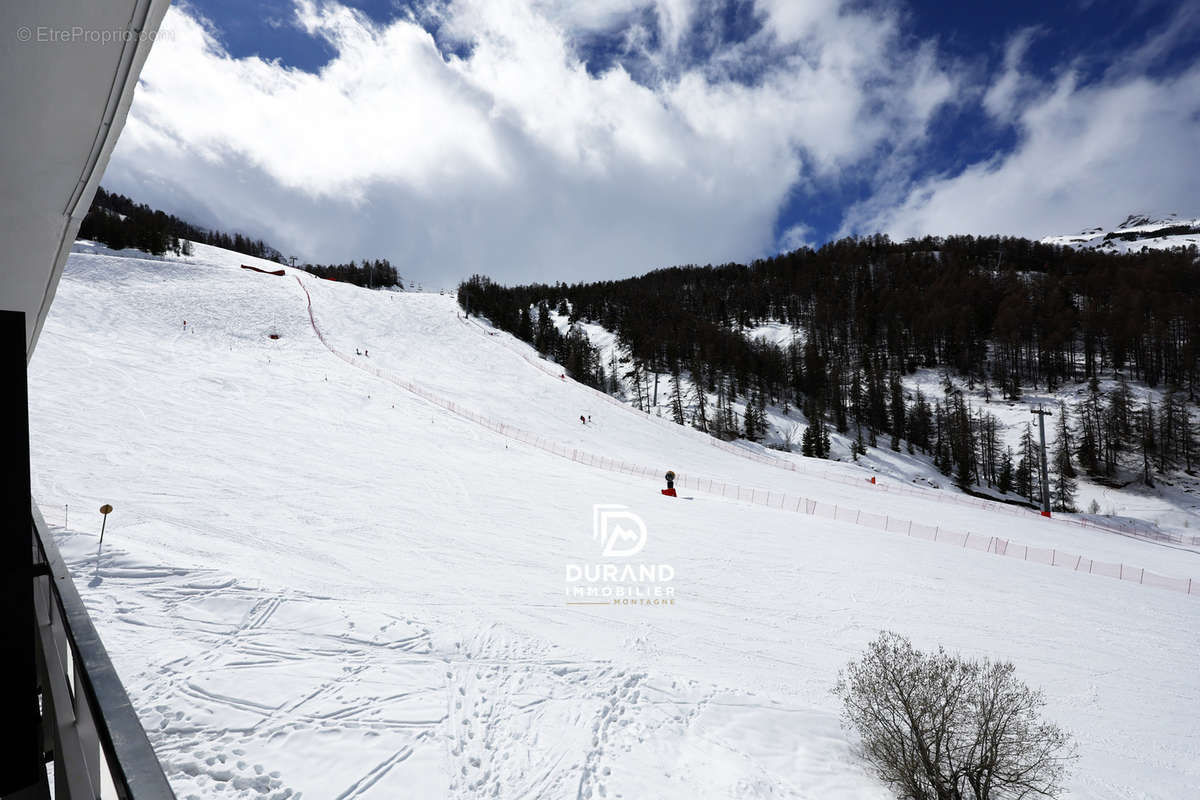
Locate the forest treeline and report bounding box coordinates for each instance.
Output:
[80,188,403,289]
[79,187,282,261]
[300,259,402,289]
[458,235,1200,509]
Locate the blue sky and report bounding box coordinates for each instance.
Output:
[104,0,1200,284]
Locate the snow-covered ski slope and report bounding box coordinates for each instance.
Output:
[27,241,1200,799]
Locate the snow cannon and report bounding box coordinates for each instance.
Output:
[662,470,677,498]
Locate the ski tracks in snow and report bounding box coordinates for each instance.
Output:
[53,526,444,798]
[57,528,793,799]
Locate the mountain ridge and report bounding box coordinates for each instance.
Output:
[1042,213,1200,252]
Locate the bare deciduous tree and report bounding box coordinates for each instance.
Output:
[780,422,803,452]
[834,632,1073,800]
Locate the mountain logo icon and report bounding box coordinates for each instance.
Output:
[592,505,648,558]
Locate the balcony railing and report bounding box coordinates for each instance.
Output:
[30,504,175,799]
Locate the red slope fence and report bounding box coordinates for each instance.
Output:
[300,278,1199,599]
[462,314,1200,550]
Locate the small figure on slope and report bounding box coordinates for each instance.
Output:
[662,470,677,498]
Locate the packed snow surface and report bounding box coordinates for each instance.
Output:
[27,241,1200,799]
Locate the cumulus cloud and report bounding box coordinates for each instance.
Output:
[843,54,1200,241]
[844,5,1200,242]
[778,223,816,252]
[982,26,1043,120]
[105,0,956,284]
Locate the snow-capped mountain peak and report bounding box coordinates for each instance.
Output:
[1042,213,1200,253]
[1115,212,1180,230]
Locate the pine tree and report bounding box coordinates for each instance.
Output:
[997,447,1014,494]
[534,301,555,353]
[889,372,905,452]
[744,387,768,442]
[1158,387,1188,473]
[711,381,727,439]
[864,360,886,448]
[1051,456,1077,512]
[721,377,738,439]
[1017,423,1038,503]
[710,381,729,441]
[977,410,1002,487]
[1181,398,1198,474]
[908,387,931,453]
[625,358,646,412]
[517,307,533,342]
[853,426,867,460]
[608,349,622,396]
[743,397,762,442]
[1015,454,1032,500]
[669,368,685,425]
[954,448,974,492]
[690,358,708,433]
[831,364,848,433]
[1053,402,1076,479]
[1110,376,1134,440]
[1050,406,1077,512]
[933,401,952,476]
[1139,397,1156,487]
[1075,384,1099,475]
[1099,376,1133,475]
[949,394,976,491]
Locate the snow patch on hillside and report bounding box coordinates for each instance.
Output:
[1042,213,1200,253]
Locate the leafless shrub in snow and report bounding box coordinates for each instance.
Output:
[779,422,803,452]
[834,632,1073,800]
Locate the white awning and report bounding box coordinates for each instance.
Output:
[0,0,170,358]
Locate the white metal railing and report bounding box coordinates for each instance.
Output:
[30,505,175,799]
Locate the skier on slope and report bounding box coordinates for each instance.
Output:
[580,415,586,424]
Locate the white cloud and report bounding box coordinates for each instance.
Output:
[843,4,1200,243]
[982,26,1042,119]
[843,57,1200,241]
[106,0,957,283]
[778,223,815,252]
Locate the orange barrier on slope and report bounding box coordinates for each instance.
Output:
[241,264,286,276]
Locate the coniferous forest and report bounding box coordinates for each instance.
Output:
[459,235,1200,509]
[299,259,402,289]
[80,187,283,261]
[79,187,403,290]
